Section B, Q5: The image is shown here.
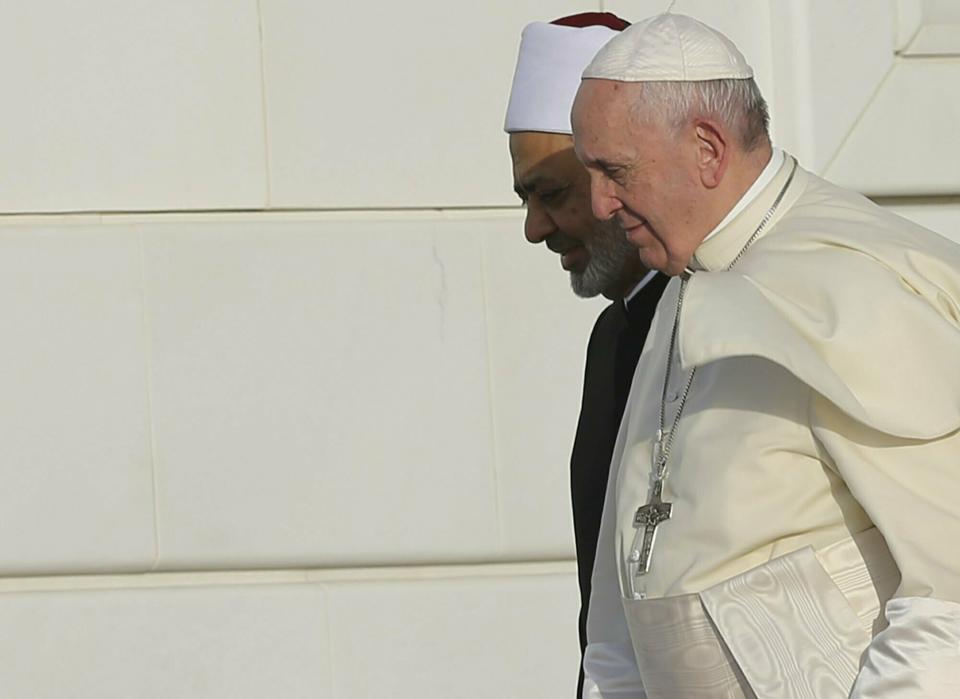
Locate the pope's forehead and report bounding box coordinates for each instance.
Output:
[576,79,637,111]
[573,79,637,129]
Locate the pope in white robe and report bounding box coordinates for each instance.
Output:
[571,13,960,699]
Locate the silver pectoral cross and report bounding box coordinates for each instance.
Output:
[629,477,672,576]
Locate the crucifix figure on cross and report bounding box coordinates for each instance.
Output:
[630,477,673,576]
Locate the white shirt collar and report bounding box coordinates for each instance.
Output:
[623,269,659,308]
[700,148,784,245]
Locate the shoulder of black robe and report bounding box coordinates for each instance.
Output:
[572,272,669,695]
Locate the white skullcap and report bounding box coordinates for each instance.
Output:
[583,13,753,83]
[504,22,620,134]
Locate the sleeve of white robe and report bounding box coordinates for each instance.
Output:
[810,396,960,698]
[581,399,646,698]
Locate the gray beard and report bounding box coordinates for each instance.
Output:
[570,221,635,298]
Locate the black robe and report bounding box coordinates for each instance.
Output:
[572,273,668,697]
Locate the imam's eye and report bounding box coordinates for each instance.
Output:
[539,187,567,204]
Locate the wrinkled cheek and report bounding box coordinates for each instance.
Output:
[634,234,672,273]
[638,249,669,274]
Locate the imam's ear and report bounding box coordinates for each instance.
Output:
[694,120,728,189]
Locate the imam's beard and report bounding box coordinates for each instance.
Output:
[570,220,635,298]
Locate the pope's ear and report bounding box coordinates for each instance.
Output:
[694,120,728,189]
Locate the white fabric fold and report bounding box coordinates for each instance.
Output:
[852,597,960,698]
[583,390,649,697]
[581,641,646,698]
[682,166,960,441]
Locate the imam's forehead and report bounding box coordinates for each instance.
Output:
[510,132,573,162]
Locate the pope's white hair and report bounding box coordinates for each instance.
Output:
[632,78,770,151]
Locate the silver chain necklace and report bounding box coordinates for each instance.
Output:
[626,158,799,597]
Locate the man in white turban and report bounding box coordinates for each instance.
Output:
[504,13,669,697]
[572,12,960,698]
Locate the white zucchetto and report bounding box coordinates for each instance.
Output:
[504,22,620,134]
[583,13,753,83]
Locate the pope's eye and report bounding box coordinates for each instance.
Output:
[604,167,624,182]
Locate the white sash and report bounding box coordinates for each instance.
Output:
[622,528,900,698]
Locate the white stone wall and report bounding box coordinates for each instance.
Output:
[0,1,956,696]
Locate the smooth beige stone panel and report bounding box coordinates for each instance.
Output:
[902,23,960,55]
[142,216,499,569]
[0,1,266,213]
[0,223,155,574]
[325,571,581,698]
[825,60,960,196]
[259,0,590,208]
[920,0,960,22]
[767,0,896,172]
[896,0,924,50]
[0,584,331,698]
[481,212,606,557]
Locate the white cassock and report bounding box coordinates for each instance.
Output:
[582,153,960,698]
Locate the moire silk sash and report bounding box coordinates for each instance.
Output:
[622,528,899,698]
[623,592,756,698]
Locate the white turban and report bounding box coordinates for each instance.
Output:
[504,22,620,135]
